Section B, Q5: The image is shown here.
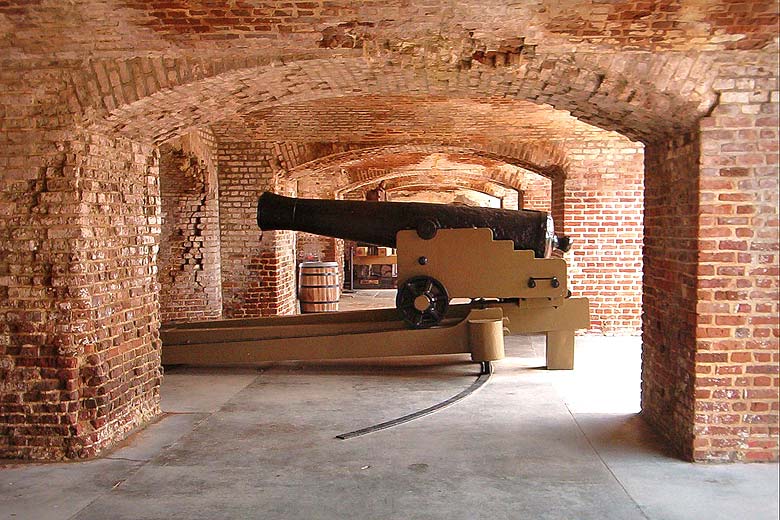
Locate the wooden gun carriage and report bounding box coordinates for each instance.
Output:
[161,194,589,371]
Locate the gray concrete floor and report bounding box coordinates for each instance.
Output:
[338,288,398,311]
[2,292,778,519]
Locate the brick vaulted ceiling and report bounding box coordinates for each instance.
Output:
[1,1,777,146]
[232,96,630,143]
[3,0,777,55]
[284,146,563,193]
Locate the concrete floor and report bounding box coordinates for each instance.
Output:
[2,292,778,519]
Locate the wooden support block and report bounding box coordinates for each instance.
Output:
[468,314,505,362]
[545,329,575,370]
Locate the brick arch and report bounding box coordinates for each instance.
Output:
[283,143,567,192]
[75,54,713,144]
[384,184,512,208]
[340,173,518,200]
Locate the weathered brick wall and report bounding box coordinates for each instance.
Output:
[520,174,551,212]
[217,139,290,317]
[2,0,777,464]
[1,62,161,459]
[642,133,701,461]
[158,130,222,323]
[66,133,162,459]
[565,139,644,335]
[1,131,162,459]
[694,61,779,462]
[0,64,84,458]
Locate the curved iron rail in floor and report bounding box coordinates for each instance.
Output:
[336,361,493,440]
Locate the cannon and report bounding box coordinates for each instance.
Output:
[258,193,579,329]
[257,192,571,259]
[161,194,589,371]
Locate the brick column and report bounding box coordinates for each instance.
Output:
[642,133,701,461]
[217,140,306,318]
[158,131,222,323]
[694,69,779,462]
[1,61,163,459]
[66,133,163,459]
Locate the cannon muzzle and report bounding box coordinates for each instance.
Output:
[257,192,570,258]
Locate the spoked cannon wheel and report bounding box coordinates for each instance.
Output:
[396,276,449,328]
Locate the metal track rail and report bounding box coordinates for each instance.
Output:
[336,361,493,440]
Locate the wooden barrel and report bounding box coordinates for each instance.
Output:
[299,261,340,313]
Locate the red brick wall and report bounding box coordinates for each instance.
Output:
[1,132,162,459]
[66,134,162,459]
[216,139,296,318]
[521,174,552,211]
[642,133,701,461]
[565,139,644,335]
[0,64,162,459]
[0,65,68,459]
[158,131,222,323]
[694,66,779,462]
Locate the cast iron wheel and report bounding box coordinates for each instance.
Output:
[396,275,449,329]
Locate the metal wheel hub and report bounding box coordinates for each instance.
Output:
[396,275,450,329]
[414,294,432,312]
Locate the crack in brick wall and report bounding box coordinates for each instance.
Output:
[158,130,223,324]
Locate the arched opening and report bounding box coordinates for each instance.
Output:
[3,30,774,464]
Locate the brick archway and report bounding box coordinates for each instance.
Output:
[282,144,566,188]
[73,55,712,145]
[1,3,776,462]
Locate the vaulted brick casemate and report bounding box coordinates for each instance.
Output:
[0,1,777,462]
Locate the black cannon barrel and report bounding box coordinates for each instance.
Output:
[257,192,570,258]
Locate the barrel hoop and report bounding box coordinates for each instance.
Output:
[300,273,338,277]
[300,284,340,289]
[301,300,340,304]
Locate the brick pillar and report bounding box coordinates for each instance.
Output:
[1,135,90,459]
[1,57,164,461]
[158,131,222,323]
[694,71,779,461]
[67,134,163,458]
[1,130,163,460]
[642,133,701,461]
[218,140,297,318]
